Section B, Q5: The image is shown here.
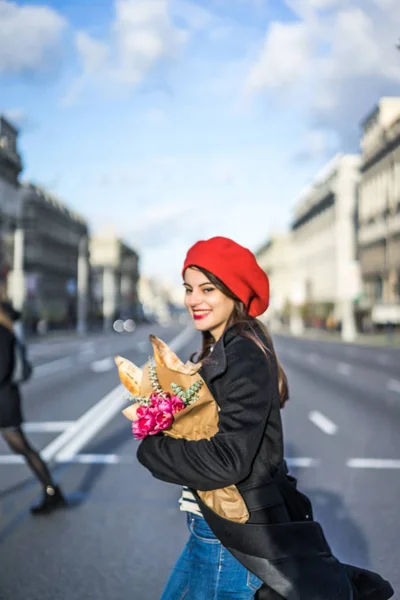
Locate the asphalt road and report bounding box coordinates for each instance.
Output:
[0,325,399,599]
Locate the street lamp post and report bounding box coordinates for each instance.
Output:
[77,235,89,336]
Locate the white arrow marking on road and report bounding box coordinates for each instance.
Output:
[347,459,400,469]
[23,421,75,432]
[387,379,400,394]
[309,411,338,435]
[90,357,114,373]
[336,362,352,376]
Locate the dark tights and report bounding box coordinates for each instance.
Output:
[2,427,54,488]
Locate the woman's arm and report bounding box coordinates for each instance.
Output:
[137,340,274,491]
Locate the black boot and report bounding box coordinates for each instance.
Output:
[30,485,66,515]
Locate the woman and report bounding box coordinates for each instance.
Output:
[137,237,393,600]
[0,300,65,515]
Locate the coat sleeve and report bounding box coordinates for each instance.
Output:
[136,339,274,491]
[0,326,14,385]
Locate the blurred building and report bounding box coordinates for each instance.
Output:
[358,97,400,327]
[7,183,89,331]
[90,229,140,328]
[0,116,23,298]
[137,276,181,324]
[256,233,292,329]
[290,154,361,340]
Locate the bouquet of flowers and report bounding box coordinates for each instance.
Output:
[115,335,249,524]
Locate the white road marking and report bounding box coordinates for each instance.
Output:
[347,459,400,469]
[23,421,74,433]
[47,325,195,462]
[90,357,114,373]
[309,411,338,435]
[286,458,319,468]
[34,356,74,378]
[387,379,400,394]
[0,455,25,464]
[40,384,125,461]
[57,454,124,464]
[2,453,400,469]
[336,362,352,376]
[0,454,319,466]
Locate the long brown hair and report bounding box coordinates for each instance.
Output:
[0,305,14,333]
[188,266,289,408]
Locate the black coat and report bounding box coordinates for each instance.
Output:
[0,324,23,429]
[137,323,393,600]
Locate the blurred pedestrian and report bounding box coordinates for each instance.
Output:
[137,236,393,600]
[0,300,66,515]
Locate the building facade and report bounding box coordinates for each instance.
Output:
[90,229,140,328]
[290,154,361,340]
[358,97,400,326]
[255,233,292,328]
[138,276,185,324]
[8,183,89,330]
[0,116,23,298]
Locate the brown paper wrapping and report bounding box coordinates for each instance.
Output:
[116,339,249,524]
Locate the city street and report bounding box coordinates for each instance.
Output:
[0,324,399,599]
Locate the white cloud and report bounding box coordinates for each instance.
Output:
[291,129,339,162]
[0,0,67,75]
[74,151,291,284]
[172,0,214,30]
[246,22,311,92]
[68,0,187,100]
[75,31,110,76]
[246,0,400,147]
[113,0,187,85]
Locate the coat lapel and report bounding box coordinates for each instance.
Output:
[198,324,240,384]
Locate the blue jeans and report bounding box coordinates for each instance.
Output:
[160,513,263,599]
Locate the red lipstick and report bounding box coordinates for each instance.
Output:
[193,312,210,320]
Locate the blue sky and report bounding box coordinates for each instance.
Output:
[1,0,400,286]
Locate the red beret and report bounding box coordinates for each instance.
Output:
[182,236,269,317]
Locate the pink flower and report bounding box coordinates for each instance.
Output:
[170,396,185,414]
[132,391,183,439]
[146,404,158,416]
[132,412,156,440]
[151,411,173,434]
[136,405,149,418]
[157,397,173,414]
[149,392,168,405]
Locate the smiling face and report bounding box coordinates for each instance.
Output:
[183,267,235,341]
